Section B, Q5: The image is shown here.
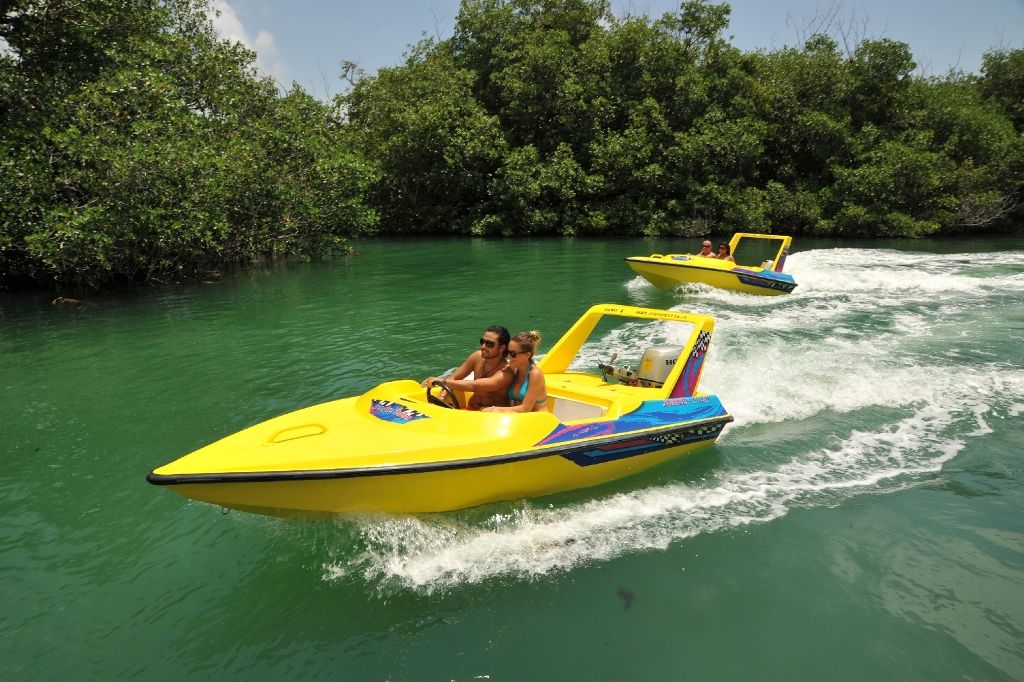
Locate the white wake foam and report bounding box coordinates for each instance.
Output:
[322,363,1022,592]
[322,246,1024,592]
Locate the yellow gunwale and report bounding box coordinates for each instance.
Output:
[146,411,733,485]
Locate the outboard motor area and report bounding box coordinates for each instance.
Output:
[599,345,684,387]
[638,345,683,387]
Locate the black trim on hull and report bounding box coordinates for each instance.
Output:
[147,416,734,486]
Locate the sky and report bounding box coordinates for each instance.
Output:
[211,0,1024,100]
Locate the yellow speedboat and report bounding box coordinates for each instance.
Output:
[626,232,797,295]
[147,304,733,516]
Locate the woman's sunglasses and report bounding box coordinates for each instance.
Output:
[479,338,496,348]
[507,350,529,359]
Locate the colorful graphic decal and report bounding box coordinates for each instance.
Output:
[536,395,728,445]
[733,270,797,292]
[370,399,428,424]
[670,330,711,398]
[559,420,727,466]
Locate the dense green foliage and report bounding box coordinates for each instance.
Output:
[346,0,1023,238]
[1,0,1022,288]
[0,0,377,288]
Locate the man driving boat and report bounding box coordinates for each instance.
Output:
[421,325,514,409]
[698,240,716,258]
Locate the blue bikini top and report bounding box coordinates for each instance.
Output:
[508,363,547,405]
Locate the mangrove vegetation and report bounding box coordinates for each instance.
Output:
[1,0,1022,289]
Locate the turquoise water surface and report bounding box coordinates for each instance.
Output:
[2,237,1023,680]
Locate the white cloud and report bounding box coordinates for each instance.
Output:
[208,0,287,81]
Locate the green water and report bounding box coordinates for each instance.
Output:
[2,237,1023,681]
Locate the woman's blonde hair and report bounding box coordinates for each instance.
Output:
[510,330,541,354]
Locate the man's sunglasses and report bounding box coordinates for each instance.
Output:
[479,338,496,348]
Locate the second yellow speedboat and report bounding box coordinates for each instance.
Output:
[626,232,798,295]
[147,304,733,516]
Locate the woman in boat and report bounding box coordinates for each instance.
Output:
[717,243,735,262]
[483,331,548,413]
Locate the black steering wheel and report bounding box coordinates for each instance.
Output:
[426,379,461,410]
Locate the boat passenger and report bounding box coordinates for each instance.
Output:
[698,240,716,258]
[483,331,548,413]
[717,243,735,262]
[421,325,513,409]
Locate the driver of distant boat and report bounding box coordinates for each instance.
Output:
[421,325,513,410]
[698,240,715,258]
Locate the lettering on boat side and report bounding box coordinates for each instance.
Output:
[633,308,692,321]
[370,399,428,424]
[663,396,710,405]
[594,305,696,323]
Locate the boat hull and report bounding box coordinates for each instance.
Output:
[625,256,796,295]
[160,430,723,515]
[148,304,733,517]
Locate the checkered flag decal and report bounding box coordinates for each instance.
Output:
[649,422,722,446]
[692,330,711,356]
[649,432,687,446]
